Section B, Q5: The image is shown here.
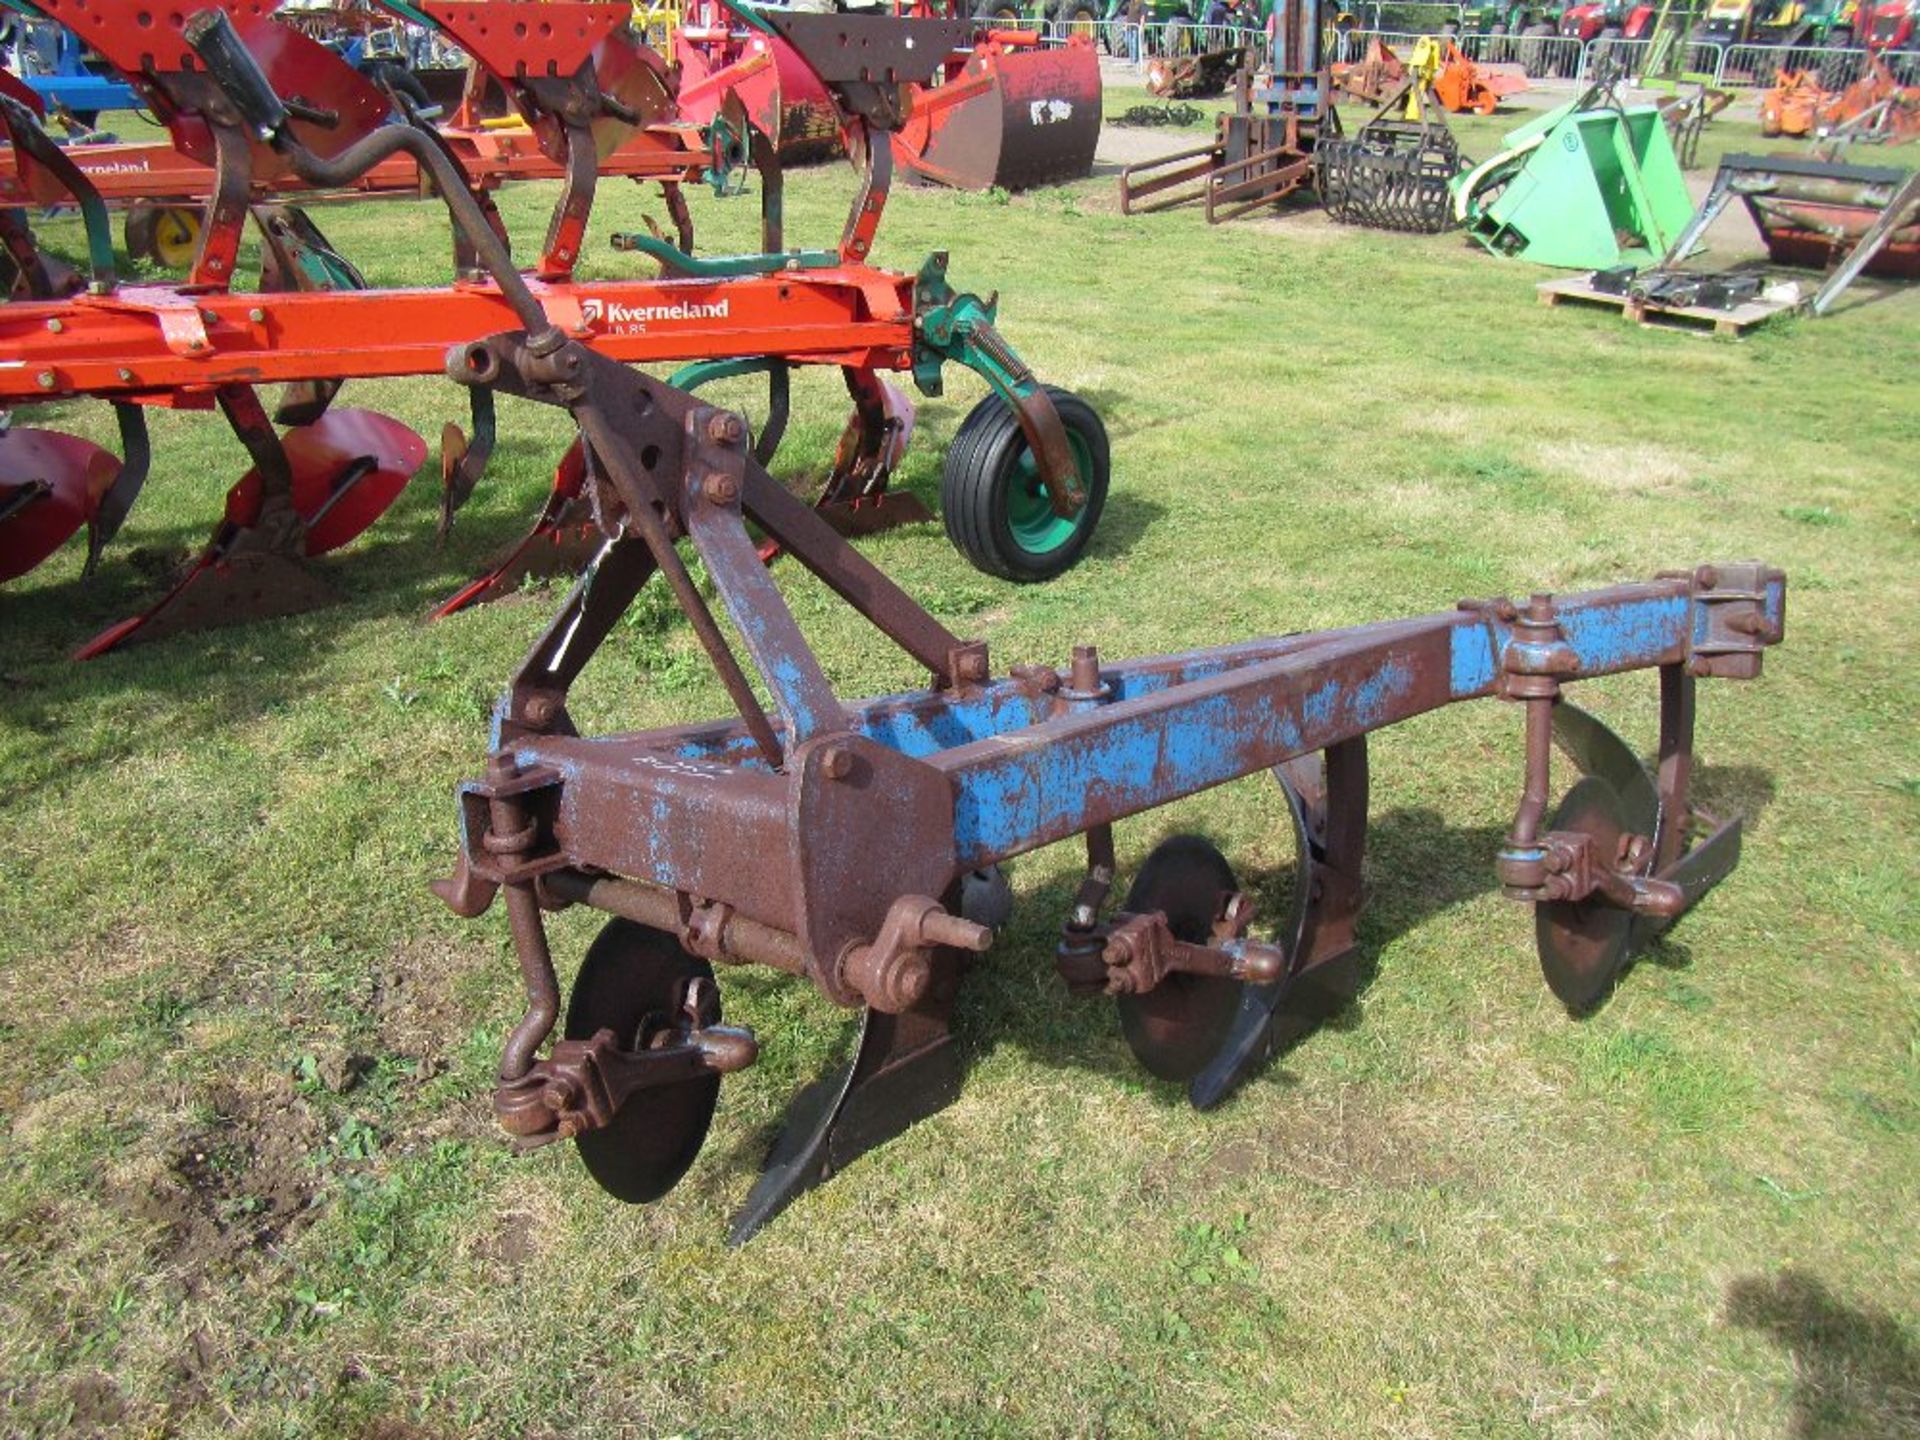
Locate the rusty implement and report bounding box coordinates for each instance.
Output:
[1332,37,1406,106]
[1653,152,1920,311]
[433,322,1788,1238]
[1317,76,1465,232]
[1816,54,1920,145]
[894,33,1102,192]
[1119,0,1335,223]
[1147,46,1246,100]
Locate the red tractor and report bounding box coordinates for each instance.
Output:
[1865,0,1916,58]
[1558,0,1658,43]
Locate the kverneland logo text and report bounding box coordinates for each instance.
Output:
[580,297,730,326]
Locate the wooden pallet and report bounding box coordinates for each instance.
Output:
[1536,274,1802,337]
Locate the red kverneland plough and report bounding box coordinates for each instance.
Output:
[0,2,1109,655]
[0,7,709,269]
[673,0,1102,191]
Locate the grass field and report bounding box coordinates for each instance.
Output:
[2,86,1917,1439]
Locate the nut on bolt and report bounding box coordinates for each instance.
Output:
[704,471,740,506]
[819,744,855,781]
[706,411,746,446]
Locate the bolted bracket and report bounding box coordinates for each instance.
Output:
[1682,563,1786,681]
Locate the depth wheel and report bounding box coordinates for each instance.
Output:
[1117,836,1241,1081]
[1535,775,1635,1013]
[942,384,1109,583]
[565,919,723,1203]
[125,203,202,269]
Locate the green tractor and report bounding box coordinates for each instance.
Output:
[1691,0,1865,78]
[970,0,1079,27]
[1455,0,1573,62]
[1093,0,1268,56]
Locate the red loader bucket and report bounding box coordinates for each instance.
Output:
[894,35,1102,192]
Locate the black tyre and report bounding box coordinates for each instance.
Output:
[1518,20,1552,73]
[942,384,1109,583]
[1054,0,1101,32]
[1817,28,1856,89]
[124,204,157,264]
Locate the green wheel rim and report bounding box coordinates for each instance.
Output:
[1005,429,1092,558]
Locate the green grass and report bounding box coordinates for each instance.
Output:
[2,99,1918,1440]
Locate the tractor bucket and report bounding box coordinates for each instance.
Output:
[1451,94,1694,268]
[894,36,1102,192]
[1319,79,1465,232]
[76,407,425,658]
[0,428,121,583]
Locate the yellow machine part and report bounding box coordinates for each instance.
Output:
[1406,35,1444,120]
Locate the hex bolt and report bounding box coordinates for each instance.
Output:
[820,744,854,781]
[523,695,558,728]
[706,411,745,446]
[248,307,266,323]
[116,368,134,383]
[35,371,56,390]
[44,318,62,334]
[705,471,740,506]
[1695,564,1720,590]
